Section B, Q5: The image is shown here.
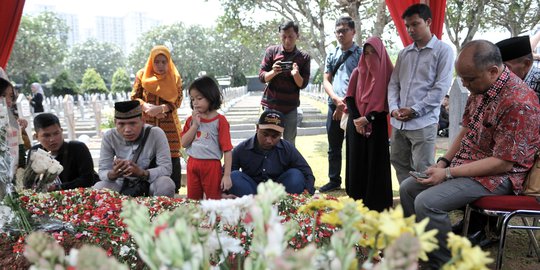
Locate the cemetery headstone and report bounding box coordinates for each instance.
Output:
[63,95,76,140]
[16,93,33,137]
[91,95,102,137]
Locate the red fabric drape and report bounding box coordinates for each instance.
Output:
[385,0,447,47]
[0,0,26,69]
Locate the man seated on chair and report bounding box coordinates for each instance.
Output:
[28,113,95,191]
[93,100,176,197]
[399,40,540,269]
[227,109,315,197]
[461,33,540,248]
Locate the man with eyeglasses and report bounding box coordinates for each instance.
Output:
[387,3,454,183]
[319,16,362,193]
[259,20,311,145]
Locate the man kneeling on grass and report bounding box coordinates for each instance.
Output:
[227,109,315,197]
[93,100,176,197]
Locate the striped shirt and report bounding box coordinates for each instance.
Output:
[259,45,311,113]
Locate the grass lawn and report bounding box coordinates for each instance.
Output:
[179,95,447,198]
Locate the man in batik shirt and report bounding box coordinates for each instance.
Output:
[400,40,540,269]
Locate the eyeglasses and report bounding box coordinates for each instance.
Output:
[335,28,351,35]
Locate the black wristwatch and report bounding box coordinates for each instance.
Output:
[437,156,451,167]
[410,109,419,118]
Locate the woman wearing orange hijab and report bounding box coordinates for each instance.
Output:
[132,45,183,192]
[344,37,393,212]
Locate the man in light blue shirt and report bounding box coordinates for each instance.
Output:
[387,3,454,182]
[319,16,362,192]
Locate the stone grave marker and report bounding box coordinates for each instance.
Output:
[63,95,76,140]
[16,93,33,137]
[91,95,102,137]
[77,94,85,119]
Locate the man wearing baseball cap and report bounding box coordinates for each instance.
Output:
[228,109,315,196]
[93,100,176,197]
[497,35,540,100]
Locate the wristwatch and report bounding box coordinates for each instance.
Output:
[410,108,419,118]
[445,167,453,180]
[366,113,376,122]
[437,156,450,168]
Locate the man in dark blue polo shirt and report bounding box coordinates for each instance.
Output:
[228,109,315,197]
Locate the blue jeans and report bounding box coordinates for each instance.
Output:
[326,104,345,184]
[229,168,305,196]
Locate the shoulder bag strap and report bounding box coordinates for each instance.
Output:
[331,50,353,78]
[131,126,153,164]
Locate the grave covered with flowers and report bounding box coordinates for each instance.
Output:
[0,96,493,269]
[0,182,493,270]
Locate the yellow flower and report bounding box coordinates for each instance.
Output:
[414,218,439,261]
[321,212,342,226]
[443,233,493,270]
[298,198,331,215]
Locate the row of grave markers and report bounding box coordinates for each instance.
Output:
[15,86,248,141]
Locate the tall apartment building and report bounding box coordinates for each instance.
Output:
[95,16,125,51]
[124,12,160,53]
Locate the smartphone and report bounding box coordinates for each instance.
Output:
[279,61,293,71]
[409,171,429,179]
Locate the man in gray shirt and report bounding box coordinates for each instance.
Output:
[387,3,454,182]
[94,100,176,197]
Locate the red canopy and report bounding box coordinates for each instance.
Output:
[386,0,447,46]
[0,0,25,69]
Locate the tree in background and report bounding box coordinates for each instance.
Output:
[445,0,489,52]
[335,0,394,46]
[7,11,68,85]
[80,68,108,94]
[111,68,132,93]
[218,0,336,75]
[51,71,79,96]
[66,39,126,83]
[128,23,262,87]
[486,0,540,37]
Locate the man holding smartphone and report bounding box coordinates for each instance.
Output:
[259,20,311,145]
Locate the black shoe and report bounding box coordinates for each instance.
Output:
[467,229,487,246]
[319,182,341,192]
[479,236,499,248]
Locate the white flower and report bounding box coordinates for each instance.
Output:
[66,248,79,266]
[118,245,131,257]
[206,232,243,257]
[30,158,48,174]
[200,195,254,226]
[47,161,63,175]
[264,207,286,258]
[0,205,15,230]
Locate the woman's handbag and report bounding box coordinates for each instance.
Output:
[119,127,153,197]
[524,151,540,196]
